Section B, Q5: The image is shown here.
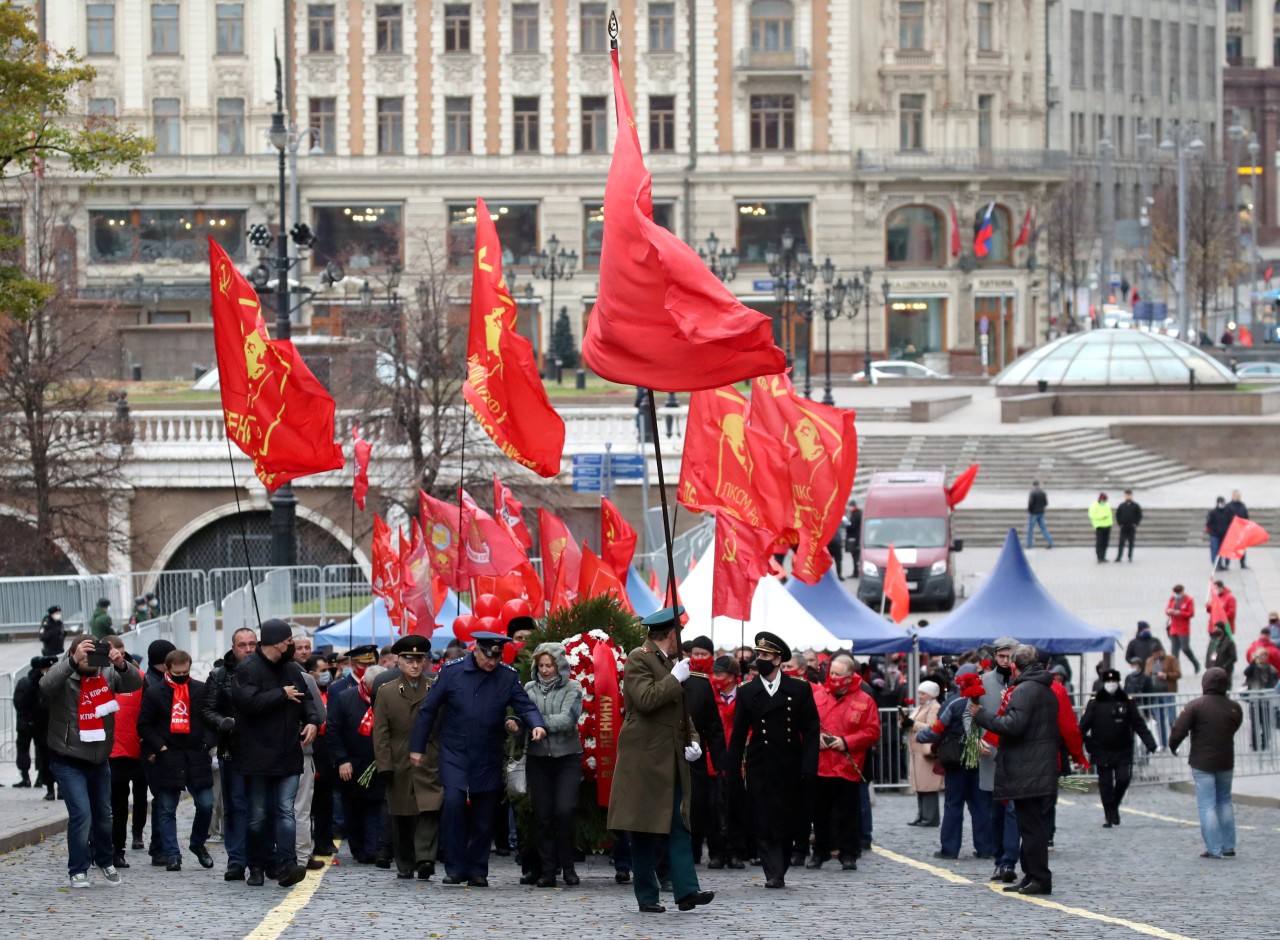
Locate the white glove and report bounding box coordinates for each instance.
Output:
[669,658,691,683]
[683,741,702,762]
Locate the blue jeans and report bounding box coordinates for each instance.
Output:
[1209,534,1224,567]
[152,784,214,861]
[859,781,873,843]
[940,767,994,857]
[221,760,248,868]
[1153,695,1176,747]
[1190,768,1235,856]
[1026,513,1054,548]
[989,797,1020,868]
[51,755,114,876]
[244,774,300,869]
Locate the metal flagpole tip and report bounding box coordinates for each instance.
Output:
[609,10,619,46]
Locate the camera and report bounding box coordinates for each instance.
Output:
[86,640,112,669]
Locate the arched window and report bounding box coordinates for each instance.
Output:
[973,203,1013,265]
[885,205,945,267]
[750,0,794,52]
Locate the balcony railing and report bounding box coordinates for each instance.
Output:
[737,47,811,71]
[857,148,1070,174]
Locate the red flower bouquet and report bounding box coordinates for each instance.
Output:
[955,673,987,768]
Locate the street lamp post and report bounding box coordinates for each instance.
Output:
[846,265,878,384]
[1098,136,1115,307]
[1136,121,1154,317]
[1160,125,1205,343]
[1249,133,1261,334]
[1229,116,1246,331]
[766,229,817,395]
[531,233,577,379]
[811,258,850,406]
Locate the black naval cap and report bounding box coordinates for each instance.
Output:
[391,634,431,657]
[754,631,791,665]
[641,606,685,637]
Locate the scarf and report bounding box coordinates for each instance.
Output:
[77,673,119,742]
[165,675,191,735]
[537,675,560,694]
[357,682,374,737]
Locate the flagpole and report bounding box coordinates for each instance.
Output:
[349,459,357,651]
[224,437,263,629]
[646,390,680,616]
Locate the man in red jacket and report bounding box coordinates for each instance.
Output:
[1046,663,1088,846]
[1166,584,1200,674]
[107,639,148,869]
[1208,581,1237,634]
[804,654,881,871]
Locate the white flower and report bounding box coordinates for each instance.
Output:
[585,737,597,749]
[586,756,597,770]
[588,629,609,641]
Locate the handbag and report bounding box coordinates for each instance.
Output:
[936,735,965,771]
[505,751,527,799]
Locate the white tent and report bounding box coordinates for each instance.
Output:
[679,543,844,652]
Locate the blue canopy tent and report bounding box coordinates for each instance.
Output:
[917,530,1120,654]
[627,566,662,618]
[785,569,913,654]
[315,592,471,652]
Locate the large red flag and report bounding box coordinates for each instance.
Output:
[1219,516,1269,560]
[712,513,777,621]
[581,49,785,392]
[601,496,638,584]
[458,488,528,580]
[1013,205,1033,248]
[946,464,979,509]
[949,204,962,258]
[538,509,581,611]
[401,519,434,636]
[370,515,403,631]
[352,425,372,511]
[209,239,344,490]
[419,491,466,591]
[748,374,857,584]
[578,544,634,612]
[493,474,533,549]
[464,198,565,476]
[883,545,910,624]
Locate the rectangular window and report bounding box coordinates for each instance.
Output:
[1169,23,1180,98]
[1187,24,1198,98]
[750,94,796,151]
[309,97,336,153]
[445,97,472,154]
[308,4,335,53]
[581,96,608,152]
[86,3,115,55]
[1070,112,1085,155]
[649,2,675,52]
[376,5,403,54]
[1131,18,1143,95]
[89,209,247,264]
[513,97,540,153]
[88,97,117,118]
[216,98,245,155]
[311,204,404,271]
[899,93,924,151]
[1069,11,1084,88]
[581,3,608,52]
[976,2,993,52]
[444,4,471,52]
[735,201,810,266]
[977,94,993,150]
[1111,15,1123,91]
[512,3,539,53]
[153,98,180,155]
[1091,12,1104,90]
[447,202,538,268]
[1206,27,1216,92]
[151,3,179,55]
[1151,21,1162,100]
[216,3,244,55]
[649,95,675,152]
[899,1,925,50]
[377,97,404,153]
[751,6,793,51]
[1114,115,1124,157]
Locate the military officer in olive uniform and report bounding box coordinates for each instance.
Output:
[373,634,443,880]
[725,631,820,888]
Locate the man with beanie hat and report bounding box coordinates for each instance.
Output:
[231,619,324,888]
[146,640,177,687]
[90,598,115,639]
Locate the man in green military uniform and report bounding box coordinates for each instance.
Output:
[89,599,115,639]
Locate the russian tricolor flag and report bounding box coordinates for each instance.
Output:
[974,201,995,258]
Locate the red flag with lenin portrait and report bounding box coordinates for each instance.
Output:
[679,386,782,532]
[538,508,581,612]
[581,46,785,392]
[209,238,344,490]
[600,496,638,584]
[458,488,529,579]
[400,519,435,636]
[578,544,633,612]
[748,374,857,585]
[370,515,403,631]
[463,200,565,477]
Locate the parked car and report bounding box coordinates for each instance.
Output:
[1234,361,1280,379]
[851,360,949,385]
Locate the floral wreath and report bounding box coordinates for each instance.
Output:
[562,629,628,780]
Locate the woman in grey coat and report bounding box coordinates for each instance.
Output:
[524,642,584,887]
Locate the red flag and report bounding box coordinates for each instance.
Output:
[946,464,979,509]
[581,49,785,392]
[352,425,372,511]
[538,509,581,612]
[1013,205,1033,248]
[493,474,533,549]
[712,513,776,620]
[601,496,638,584]
[883,545,910,624]
[419,491,465,591]
[370,515,403,631]
[209,238,344,490]
[592,639,620,806]
[748,374,857,584]
[579,544,634,612]
[401,519,434,636]
[458,488,528,579]
[464,198,565,476]
[1219,516,1269,560]
[949,204,962,258]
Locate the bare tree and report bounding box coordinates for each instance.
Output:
[1043,169,1096,331]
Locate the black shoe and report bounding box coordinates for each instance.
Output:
[920,820,940,828]
[13,777,30,788]
[165,857,181,872]
[615,870,631,884]
[396,869,415,879]
[225,866,246,881]
[520,872,539,885]
[151,855,168,867]
[313,844,336,857]
[727,857,745,870]
[416,862,435,880]
[467,877,488,888]
[972,853,993,860]
[1004,877,1031,892]
[805,855,824,869]
[192,847,215,869]
[535,875,556,887]
[112,852,129,869]
[305,857,325,871]
[1103,821,1113,828]
[660,879,672,892]
[442,874,468,886]
[788,851,806,867]
[264,863,283,880]
[764,877,785,889]
[1223,850,1236,857]
[1000,867,1018,883]
[562,868,580,886]
[639,903,666,914]
[933,851,958,860]
[677,890,715,911]
[706,857,725,870]
[906,818,923,827]
[374,856,392,869]
[43,790,56,801]
[247,867,265,886]
[277,863,306,888]
[1019,880,1052,895]
[839,857,857,871]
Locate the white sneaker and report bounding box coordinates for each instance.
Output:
[99,865,122,886]
[69,872,91,889]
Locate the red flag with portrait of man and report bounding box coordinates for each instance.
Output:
[538,508,581,612]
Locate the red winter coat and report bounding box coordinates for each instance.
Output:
[1050,679,1087,769]
[1207,589,1237,631]
[1246,636,1280,672]
[1166,594,1194,637]
[110,686,143,759]
[812,677,882,781]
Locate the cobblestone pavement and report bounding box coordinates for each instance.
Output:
[0,783,1275,940]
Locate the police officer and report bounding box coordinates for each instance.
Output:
[408,631,546,887]
[725,631,820,889]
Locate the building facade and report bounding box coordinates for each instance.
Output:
[44,0,1061,381]
[1224,0,1280,246]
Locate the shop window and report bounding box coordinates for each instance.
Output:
[447,202,539,268]
[735,201,810,265]
[311,204,404,271]
[89,209,246,263]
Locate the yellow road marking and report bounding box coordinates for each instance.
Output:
[244,853,337,940]
[984,883,1199,940]
[869,844,972,884]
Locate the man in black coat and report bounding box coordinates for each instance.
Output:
[200,626,259,881]
[39,606,65,657]
[725,631,820,889]
[681,635,727,868]
[137,649,217,871]
[231,619,323,888]
[12,656,55,788]
[1113,489,1143,562]
[970,644,1062,896]
[1078,669,1157,827]
[1225,489,1250,569]
[326,665,387,864]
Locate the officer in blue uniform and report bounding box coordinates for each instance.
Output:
[408,631,546,887]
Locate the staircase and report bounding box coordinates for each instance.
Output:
[950,507,1280,549]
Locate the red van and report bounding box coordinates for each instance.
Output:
[855,470,962,611]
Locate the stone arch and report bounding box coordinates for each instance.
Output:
[0,503,90,575]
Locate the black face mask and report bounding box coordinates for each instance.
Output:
[756,658,778,679]
[169,675,189,685]
[283,644,296,662]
